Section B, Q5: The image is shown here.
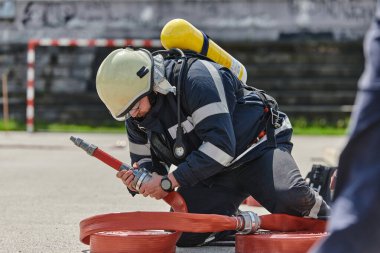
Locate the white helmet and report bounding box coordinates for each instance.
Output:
[96,48,153,121]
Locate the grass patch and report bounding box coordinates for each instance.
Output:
[0,118,349,135]
[38,123,125,133]
[0,119,125,133]
[293,126,347,135]
[0,119,25,131]
[291,117,348,135]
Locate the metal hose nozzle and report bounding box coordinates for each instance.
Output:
[70,136,98,156]
[70,136,152,191]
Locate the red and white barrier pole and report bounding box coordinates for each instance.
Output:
[25,38,161,132]
[26,40,37,133]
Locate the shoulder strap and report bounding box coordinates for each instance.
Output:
[172,56,199,84]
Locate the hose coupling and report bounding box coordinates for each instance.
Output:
[236,211,260,234]
[132,168,152,191]
[119,164,152,191]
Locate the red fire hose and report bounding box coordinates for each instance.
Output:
[80,191,326,253]
[71,137,327,253]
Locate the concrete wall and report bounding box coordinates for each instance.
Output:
[0,0,376,126]
[0,0,377,43]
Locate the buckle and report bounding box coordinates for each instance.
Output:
[270,108,281,128]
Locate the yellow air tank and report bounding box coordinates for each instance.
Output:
[161,19,248,83]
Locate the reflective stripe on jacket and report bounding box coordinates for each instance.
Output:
[126,58,293,187]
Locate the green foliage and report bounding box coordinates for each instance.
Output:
[0,119,25,131]
[38,123,125,133]
[35,121,126,133]
[0,119,125,133]
[1,118,349,135]
[291,117,349,135]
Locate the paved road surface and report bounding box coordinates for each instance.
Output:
[0,132,346,253]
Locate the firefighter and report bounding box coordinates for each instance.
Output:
[96,47,330,246]
[310,1,380,252]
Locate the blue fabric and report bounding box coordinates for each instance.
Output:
[126,58,292,187]
[311,3,380,252]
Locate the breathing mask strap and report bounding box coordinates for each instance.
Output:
[151,49,190,160]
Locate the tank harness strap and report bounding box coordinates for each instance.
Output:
[171,56,200,147]
[150,56,200,165]
[244,87,281,149]
[172,56,199,97]
[184,57,199,70]
[172,58,183,89]
[171,56,200,119]
[200,31,210,55]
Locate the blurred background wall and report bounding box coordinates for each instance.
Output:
[0,0,377,127]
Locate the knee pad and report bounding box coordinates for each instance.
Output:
[275,186,317,217]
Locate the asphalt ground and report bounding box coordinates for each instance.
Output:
[0,132,346,253]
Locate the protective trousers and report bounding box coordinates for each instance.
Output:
[176,146,329,247]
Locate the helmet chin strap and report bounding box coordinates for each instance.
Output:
[153,54,176,95]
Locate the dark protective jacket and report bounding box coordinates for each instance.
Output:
[126,57,293,187]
